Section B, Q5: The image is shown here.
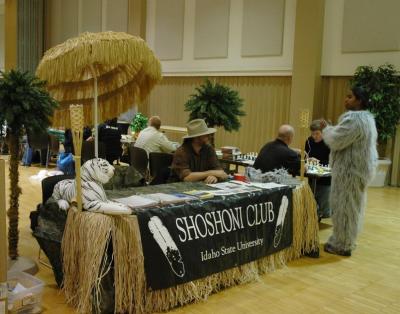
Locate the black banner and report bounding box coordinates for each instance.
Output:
[137,187,293,290]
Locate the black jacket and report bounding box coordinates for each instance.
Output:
[254,139,300,176]
[304,137,330,166]
[304,137,331,185]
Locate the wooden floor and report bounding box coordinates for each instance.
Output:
[4,163,400,313]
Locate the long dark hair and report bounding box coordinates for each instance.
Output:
[351,86,369,108]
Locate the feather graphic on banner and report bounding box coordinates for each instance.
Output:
[148,216,185,277]
[273,195,288,248]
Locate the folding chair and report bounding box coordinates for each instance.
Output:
[149,152,173,185]
[129,146,149,181]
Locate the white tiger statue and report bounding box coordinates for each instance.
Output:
[52,158,131,215]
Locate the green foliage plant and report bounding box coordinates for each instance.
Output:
[351,64,400,144]
[130,112,148,133]
[184,79,246,132]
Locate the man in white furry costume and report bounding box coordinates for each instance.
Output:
[322,86,378,256]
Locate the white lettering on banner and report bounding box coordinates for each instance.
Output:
[195,214,207,238]
[221,245,236,255]
[200,238,264,261]
[237,238,264,250]
[245,202,274,227]
[182,216,199,241]
[211,211,224,235]
[222,209,233,232]
[246,204,255,226]
[200,248,220,261]
[205,212,215,236]
[176,218,187,242]
[268,202,274,222]
[175,201,277,243]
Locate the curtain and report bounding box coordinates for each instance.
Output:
[17,0,44,73]
[390,126,400,186]
[316,76,351,124]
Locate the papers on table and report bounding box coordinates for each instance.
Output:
[207,180,286,193]
[247,182,286,189]
[229,180,254,186]
[114,195,159,208]
[183,190,215,199]
[206,182,244,190]
[115,181,288,209]
[114,192,197,209]
[144,192,196,204]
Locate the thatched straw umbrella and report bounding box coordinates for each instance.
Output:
[36,31,162,156]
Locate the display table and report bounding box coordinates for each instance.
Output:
[305,171,331,194]
[120,137,135,144]
[61,181,318,313]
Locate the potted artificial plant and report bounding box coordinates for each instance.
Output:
[351,64,400,186]
[184,79,245,146]
[0,70,58,262]
[130,112,148,139]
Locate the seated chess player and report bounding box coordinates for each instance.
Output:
[253,124,300,176]
[305,119,331,220]
[134,116,179,154]
[170,119,228,184]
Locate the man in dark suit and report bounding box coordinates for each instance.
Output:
[254,125,300,176]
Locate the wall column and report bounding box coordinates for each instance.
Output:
[128,0,148,114]
[5,0,17,70]
[128,0,146,39]
[289,0,325,148]
[17,0,44,73]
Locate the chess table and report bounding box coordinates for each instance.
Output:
[218,153,257,173]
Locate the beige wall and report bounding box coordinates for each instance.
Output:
[145,76,292,153]
[146,0,296,76]
[4,0,17,70]
[144,75,353,153]
[322,0,400,75]
[45,0,131,49]
[317,76,350,123]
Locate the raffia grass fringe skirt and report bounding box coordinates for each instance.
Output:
[62,182,319,313]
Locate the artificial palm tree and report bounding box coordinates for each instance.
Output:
[0,70,58,259]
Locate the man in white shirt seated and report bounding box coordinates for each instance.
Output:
[134,116,179,154]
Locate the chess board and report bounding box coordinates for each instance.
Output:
[233,152,258,165]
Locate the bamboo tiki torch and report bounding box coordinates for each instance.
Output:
[69,105,84,211]
[299,109,310,181]
[0,159,8,312]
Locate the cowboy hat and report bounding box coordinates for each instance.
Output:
[183,119,216,139]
